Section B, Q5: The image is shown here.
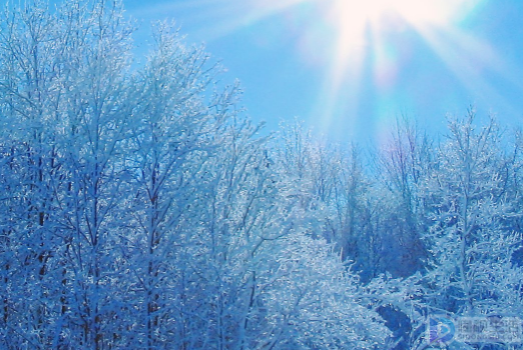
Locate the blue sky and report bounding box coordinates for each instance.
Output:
[23,0,523,145]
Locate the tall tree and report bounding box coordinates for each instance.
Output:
[0,1,394,349]
[376,118,432,278]
[421,113,523,317]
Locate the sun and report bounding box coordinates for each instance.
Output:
[333,0,466,25]
[325,0,474,52]
[193,0,485,135]
[303,0,483,131]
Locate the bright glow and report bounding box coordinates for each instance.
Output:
[311,0,482,134]
[325,0,476,50]
[179,0,486,138]
[327,0,473,26]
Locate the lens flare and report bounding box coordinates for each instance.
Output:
[158,0,490,140]
[306,0,486,136]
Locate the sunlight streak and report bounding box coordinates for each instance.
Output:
[152,0,497,140]
[413,24,523,119]
[310,0,486,137]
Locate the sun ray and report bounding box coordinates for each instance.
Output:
[305,0,491,139]
[412,24,523,119]
[154,0,496,140]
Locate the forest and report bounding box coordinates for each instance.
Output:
[1,1,523,349]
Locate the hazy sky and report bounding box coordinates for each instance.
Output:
[21,1,523,145]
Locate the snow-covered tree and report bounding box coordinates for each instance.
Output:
[421,113,523,317]
[361,114,523,350]
[376,118,431,278]
[0,1,394,349]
